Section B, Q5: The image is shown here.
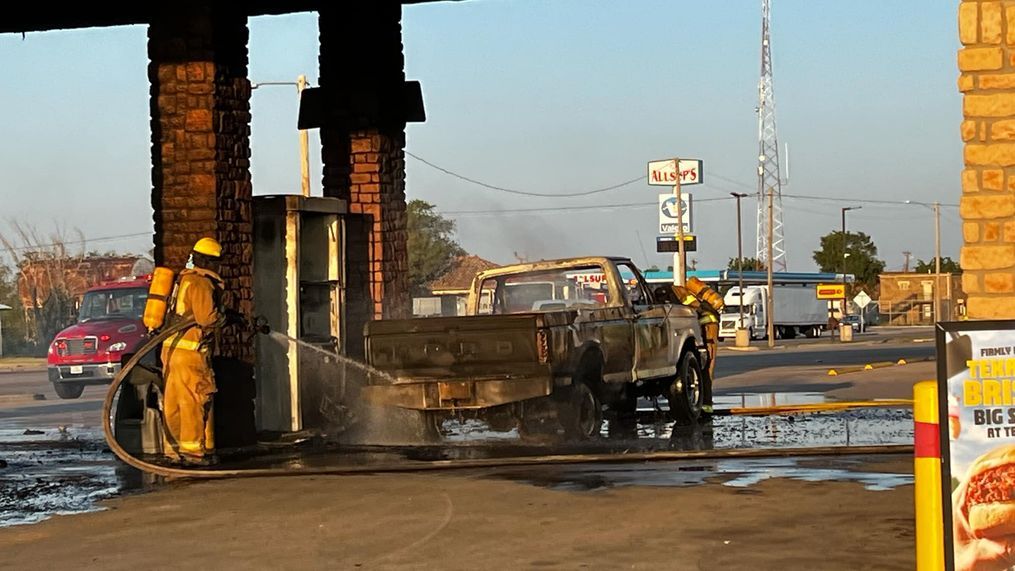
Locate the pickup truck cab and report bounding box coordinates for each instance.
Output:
[362,257,709,438]
[47,277,149,399]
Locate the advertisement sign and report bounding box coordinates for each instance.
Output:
[647,159,703,186]
[816,283,846,300]
[658,193,692,234]
[938,320,1015,570]
[656,235,697,253]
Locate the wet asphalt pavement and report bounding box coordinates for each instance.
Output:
[0,332,927,527]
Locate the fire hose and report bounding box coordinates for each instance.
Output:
[103,321,914,480]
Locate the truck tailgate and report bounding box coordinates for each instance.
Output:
[365,314,548,381]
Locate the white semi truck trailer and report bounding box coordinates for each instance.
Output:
[718,285,829,340]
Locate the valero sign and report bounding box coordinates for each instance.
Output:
[816,283,846,300]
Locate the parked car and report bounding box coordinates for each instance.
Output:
[361,257,709,439]
[842,314,866,333]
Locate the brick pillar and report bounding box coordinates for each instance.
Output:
[958,1,1015,318]
[149,5,253,358]
[319,3,410,322]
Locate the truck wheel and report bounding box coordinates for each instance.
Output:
[668,352,704,426]
[53,382,84,400]
[560,380,603,440]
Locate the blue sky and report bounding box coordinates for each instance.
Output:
[0,1,962,271]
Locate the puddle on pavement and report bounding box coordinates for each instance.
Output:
[488,456,914,493]
[0,390,913,527]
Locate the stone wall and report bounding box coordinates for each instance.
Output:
[958,1,1015,318]
[319,3,410,322]
[149,5,253,359]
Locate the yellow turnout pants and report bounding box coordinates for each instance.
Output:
[702,322,719,380]
[161,345,216,459]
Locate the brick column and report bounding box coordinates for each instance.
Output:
[319,3,410,322]
[149,5,253,358]
[958,1,1015,318]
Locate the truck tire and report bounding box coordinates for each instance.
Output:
[559,379,603,440]
[668,351,704,426]
[53,382,84,400]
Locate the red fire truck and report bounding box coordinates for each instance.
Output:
[47,277,150,399]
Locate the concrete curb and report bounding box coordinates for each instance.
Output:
[827,356,935,376]
[0,367,47,375]
[0,393,46,404]
[725,346,760,352]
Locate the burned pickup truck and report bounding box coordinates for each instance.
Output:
[361,257,709,439]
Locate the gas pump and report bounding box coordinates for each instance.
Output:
[252,195,348,434]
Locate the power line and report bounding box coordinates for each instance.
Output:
[406,151,644,198]
[782,193,959,208]
[5,232,151,253]
[444,196,736,217]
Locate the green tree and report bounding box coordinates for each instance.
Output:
[812,231,886,290]
[728,257,765,271]
[408,200,465,295]
[0,263,29,356]
[914,256,961,274]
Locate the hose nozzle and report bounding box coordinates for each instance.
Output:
[253,315,270,335]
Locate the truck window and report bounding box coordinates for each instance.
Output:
[477,265,612,315]
[614,262,652,306]
[78,287,148,322]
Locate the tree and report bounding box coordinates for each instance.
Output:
[914,257,961,274]
[0,264,29,356]
[728,257,765,271]
[812,230,886,290]
[0,221,85,347]
[407,200,465,295]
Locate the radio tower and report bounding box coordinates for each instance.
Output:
[756,0,787,272]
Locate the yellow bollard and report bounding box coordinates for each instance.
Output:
[914,380,944,571]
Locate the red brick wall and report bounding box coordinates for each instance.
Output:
[319,4,410,321]
[148,5,253,359]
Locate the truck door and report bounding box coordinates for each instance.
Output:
[615,262,671,380]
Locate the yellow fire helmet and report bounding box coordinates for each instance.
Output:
[193,237,223,258]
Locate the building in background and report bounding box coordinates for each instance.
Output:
[414,255,499,317]
[16,254,148,343]
[877,272,965,325]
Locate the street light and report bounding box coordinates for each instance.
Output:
[252,74,312,197]
[841,206,861,320]
[0,303,11,361]
[904,200,944,322]
[731,192,749,346]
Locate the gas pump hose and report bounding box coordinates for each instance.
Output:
[102,321,913,480]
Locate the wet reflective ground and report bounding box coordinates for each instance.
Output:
[0,428,154,527]
[0,391,914,527]
[486,456,913,492]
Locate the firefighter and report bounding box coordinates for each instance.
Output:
[671,277,724,383]
[160,237,229,466]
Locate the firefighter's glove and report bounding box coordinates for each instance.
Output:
[224,309,248,329]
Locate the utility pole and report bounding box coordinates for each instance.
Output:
[297,74,311,197]
[731,192,749,342]
[766,188,775,347]
[841,206,861,319]
[673,162,686,286]
[934,201,942,322]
